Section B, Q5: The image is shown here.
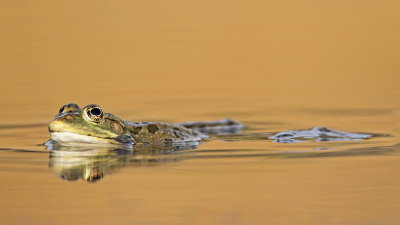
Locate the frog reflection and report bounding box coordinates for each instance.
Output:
[50,149,116,182]
[48,142,198,182]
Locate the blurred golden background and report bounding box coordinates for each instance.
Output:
[1,0,399,123]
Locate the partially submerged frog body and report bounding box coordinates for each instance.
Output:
[47,103,243,146]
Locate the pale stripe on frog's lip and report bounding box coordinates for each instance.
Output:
[50,132,122,145]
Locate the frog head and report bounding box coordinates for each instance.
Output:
[48,103,133,145]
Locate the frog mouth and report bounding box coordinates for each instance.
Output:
[49,132,134,145]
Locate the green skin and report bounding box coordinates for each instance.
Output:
[49,103,208,145]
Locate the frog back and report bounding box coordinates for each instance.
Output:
[124,122,207,143]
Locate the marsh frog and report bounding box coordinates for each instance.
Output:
[47,103,243,146]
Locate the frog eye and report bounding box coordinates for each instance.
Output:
[90,107,102,116]
[59,106,65,113]
[58,103,81,114]
[83,105,104,123]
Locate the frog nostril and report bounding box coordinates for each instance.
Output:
[59,106,65,113]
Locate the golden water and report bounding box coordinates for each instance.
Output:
[1,1,400,224]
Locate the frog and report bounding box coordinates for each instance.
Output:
[47,103,244,146]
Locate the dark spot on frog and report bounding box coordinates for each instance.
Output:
[131,126,142,134]
[147,124,159,133]
[173,127,182,138]
[277,134,292,138]
[111,121,124,134]
[317,127,330,133]
[226,119,235,126]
